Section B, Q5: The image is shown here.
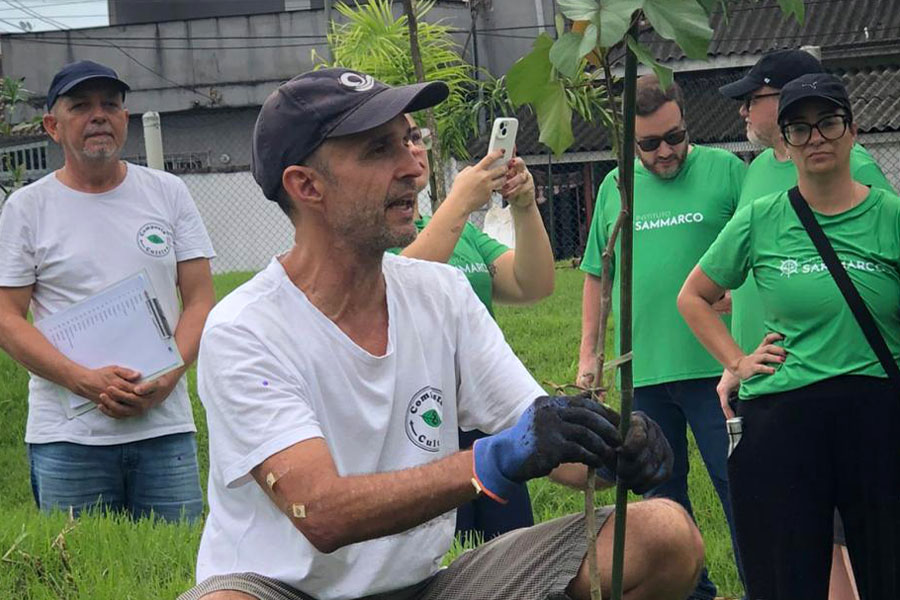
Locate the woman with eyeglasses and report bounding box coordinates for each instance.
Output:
[390,114,555,543]
[678,73,900,599]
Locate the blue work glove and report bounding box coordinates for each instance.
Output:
[595,410,673,495]
[472,394,622,503]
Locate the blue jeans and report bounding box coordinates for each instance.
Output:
[28,432,203,523]
[634,377,744,600]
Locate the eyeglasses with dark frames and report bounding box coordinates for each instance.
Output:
[743,92,781,110]
[781,114,850,147]
[636,129,688,152]
[408,127,433,151]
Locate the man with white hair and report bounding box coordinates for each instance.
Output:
[0,60,215,521]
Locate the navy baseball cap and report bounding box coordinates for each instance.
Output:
[46,60,130,110]
[719,49,824,99]
[777,73,853,124]
[251,68,449,201]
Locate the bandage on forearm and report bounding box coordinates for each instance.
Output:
[265,468,308,519]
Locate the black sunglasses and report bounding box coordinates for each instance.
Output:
[636,129,687,152]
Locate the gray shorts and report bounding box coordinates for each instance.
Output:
[179,508,614,600]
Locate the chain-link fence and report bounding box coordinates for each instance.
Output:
[122,109,295,275]
[9,104,897,275]
[157,128,900,274]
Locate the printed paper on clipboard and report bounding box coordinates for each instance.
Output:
[34,270,184,419]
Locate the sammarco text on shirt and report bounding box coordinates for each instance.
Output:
[779,257,887,278]
[453,262,490,275]
[634,211,705,232]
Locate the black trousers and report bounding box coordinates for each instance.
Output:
[729,375,900,599]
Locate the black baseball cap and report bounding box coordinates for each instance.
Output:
[719,49,824,99]
[251,68,449,201]
[46,60,130,110]
[777,73,853,123]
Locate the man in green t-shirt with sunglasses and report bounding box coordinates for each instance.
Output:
[579,74,746,600]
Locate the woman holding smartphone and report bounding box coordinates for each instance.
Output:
[677,74,900,598]
[391,114,555,542]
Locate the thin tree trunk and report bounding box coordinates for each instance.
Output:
[401,0,446,210]
[609,18,639,600]
[580,45,631,600]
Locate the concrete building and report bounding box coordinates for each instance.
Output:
[0,0,555,271]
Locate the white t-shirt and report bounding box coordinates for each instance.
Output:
[0,163,215,445]
[196,254,544,600]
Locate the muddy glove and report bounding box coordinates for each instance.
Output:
[596,411,673,495]
[472,394,622,503]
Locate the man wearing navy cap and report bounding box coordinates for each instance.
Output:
[181,68,700,600]
[0,60,216,521]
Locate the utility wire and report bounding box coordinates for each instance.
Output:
[0,0,862,20]
[11,24,900,50]
[10,24,557,41]
[4,0,213,101]
[10,20,899,44]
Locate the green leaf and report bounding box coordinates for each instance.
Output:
[777,0,805,23]
[555,12,566,39]
[147,234,165,244]
[534,81,574,156]
[558,0,600,21]
[696,0,724,17]
[578,23,599,59]
[550,33,584,79]
[625,35,673,90]
[421,409,442,427]
[643,0,713,60]
[507,33,555,107]
[595,0,643,48]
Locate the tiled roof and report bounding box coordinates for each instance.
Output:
[641,0,900,62]
[843,65,900,132]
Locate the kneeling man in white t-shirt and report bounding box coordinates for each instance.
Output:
[181,69,703,600]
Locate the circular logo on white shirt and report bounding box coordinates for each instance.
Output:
[137,223,172,258]
[405,386,444,452]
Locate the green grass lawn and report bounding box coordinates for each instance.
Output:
[0,265,742,598]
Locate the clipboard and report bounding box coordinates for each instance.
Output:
[34,270,184,418]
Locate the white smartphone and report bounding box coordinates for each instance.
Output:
[486,117,518,170]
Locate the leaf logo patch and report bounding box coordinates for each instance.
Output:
[421,409,442,428]
[136,223,172,258]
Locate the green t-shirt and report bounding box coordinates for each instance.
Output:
[388,217,509,315]
[581,145,746,387]
[700,188,900,399]
[732,143,895,352]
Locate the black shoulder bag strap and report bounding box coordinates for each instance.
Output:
[787,186,900,389]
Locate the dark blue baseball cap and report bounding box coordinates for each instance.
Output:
[46,60,130,110]
[252,68,449,201]
[777,73,853,124]
[719,49,824,99]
